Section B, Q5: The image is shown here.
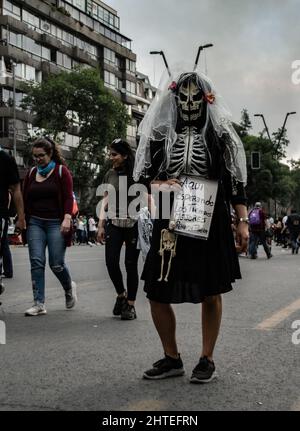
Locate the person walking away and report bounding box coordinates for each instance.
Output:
[248,202,272,259]
[284,209,300,254]
[88,216,97,245]
[0,148,25,299]
[76,215,85,245]
[23,137,77,316]
[97,139,140,320]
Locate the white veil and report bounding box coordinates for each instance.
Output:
[133,64,247,185]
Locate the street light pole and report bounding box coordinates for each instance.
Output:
[149,51,171,78]
[276,111,296,155]
[193,44,213,72]
[254,112,297,219]
[254,114,272,143]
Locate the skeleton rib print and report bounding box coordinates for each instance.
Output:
[166,127,208,177]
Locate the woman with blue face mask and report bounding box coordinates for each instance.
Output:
[23,137,77,316]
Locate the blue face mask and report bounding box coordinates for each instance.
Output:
[37,160,56,177]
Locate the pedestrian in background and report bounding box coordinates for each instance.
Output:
[0,192,14,278]
[284,209,300,254]
[23,137,77,316]
[248,202,272,259]
[88,215,97,245]
[76,215,85,244]
[0,147,25,298]
[97,139,140,320]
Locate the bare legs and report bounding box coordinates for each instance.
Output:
[149,301,178,358]
[149,295,222,360]
[201,295,222,360]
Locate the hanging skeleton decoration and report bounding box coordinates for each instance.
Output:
[158,229,178,282]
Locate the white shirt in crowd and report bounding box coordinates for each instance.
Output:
[88,217,97,232]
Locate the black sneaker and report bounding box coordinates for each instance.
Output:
[113,295,127,316]
[190,356,216,383]
[121,303,137,320]
[143,354,185,380]
[0,282,5,295]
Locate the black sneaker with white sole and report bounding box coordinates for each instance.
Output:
[143,354,185,380]
[190,356,216,383]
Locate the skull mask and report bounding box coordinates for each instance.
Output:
[177,74,205,122]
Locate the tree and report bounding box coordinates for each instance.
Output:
[21,67,130,211]
[239,109,252,138]
[271,128,289,160]
[241,134,293,212]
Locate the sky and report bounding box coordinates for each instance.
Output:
[107,0,300,162]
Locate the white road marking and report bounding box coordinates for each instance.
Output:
[255,298,300,330]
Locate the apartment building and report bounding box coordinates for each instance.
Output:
[0,0,137,169]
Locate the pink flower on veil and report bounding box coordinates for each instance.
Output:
[168,81,177,91]
[204,92,215,104]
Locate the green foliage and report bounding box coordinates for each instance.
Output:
[239,109,252,138]
[21,67,130,208]
[271,128,289,160]
[234,109,298,214]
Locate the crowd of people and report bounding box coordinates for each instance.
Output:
[0,65,297,385]
[231,202,300,259]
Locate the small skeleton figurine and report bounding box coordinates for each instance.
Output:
[158,229,178,282]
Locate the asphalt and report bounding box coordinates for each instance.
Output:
[0,242,300,411]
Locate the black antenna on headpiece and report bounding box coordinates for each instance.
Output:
[150,51,171,77]
[193,44,213,72]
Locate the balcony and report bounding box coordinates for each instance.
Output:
[0,15,29,35]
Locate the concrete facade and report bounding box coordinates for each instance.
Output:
[0,0,138,164]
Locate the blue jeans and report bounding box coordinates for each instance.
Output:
[27,217,72,304]
[249,230,271,258]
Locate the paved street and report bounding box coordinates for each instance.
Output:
[0,243,300,411]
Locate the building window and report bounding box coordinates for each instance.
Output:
[3,0,21,20]
[22,10,40,28]
[104,48,115,66]
[2,88,25,108]
[126,80,136,95]
[137,82,143,97]
[74,0,85,12]
[127,124,136,139]
[104,71,116,89]
[126,59,136,75]
[57,52,72,69]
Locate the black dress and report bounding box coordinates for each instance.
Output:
[141,133,246,304]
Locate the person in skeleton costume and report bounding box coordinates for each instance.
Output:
[133,63,249,383]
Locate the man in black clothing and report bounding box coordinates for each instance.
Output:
[0,148,25,298]
[285,209,300,254]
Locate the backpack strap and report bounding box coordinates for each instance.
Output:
[59,164,63,178]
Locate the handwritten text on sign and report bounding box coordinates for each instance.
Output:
[172,176,218,240]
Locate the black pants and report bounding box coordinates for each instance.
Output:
[0,218,9,278]
[105,221,140,301]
